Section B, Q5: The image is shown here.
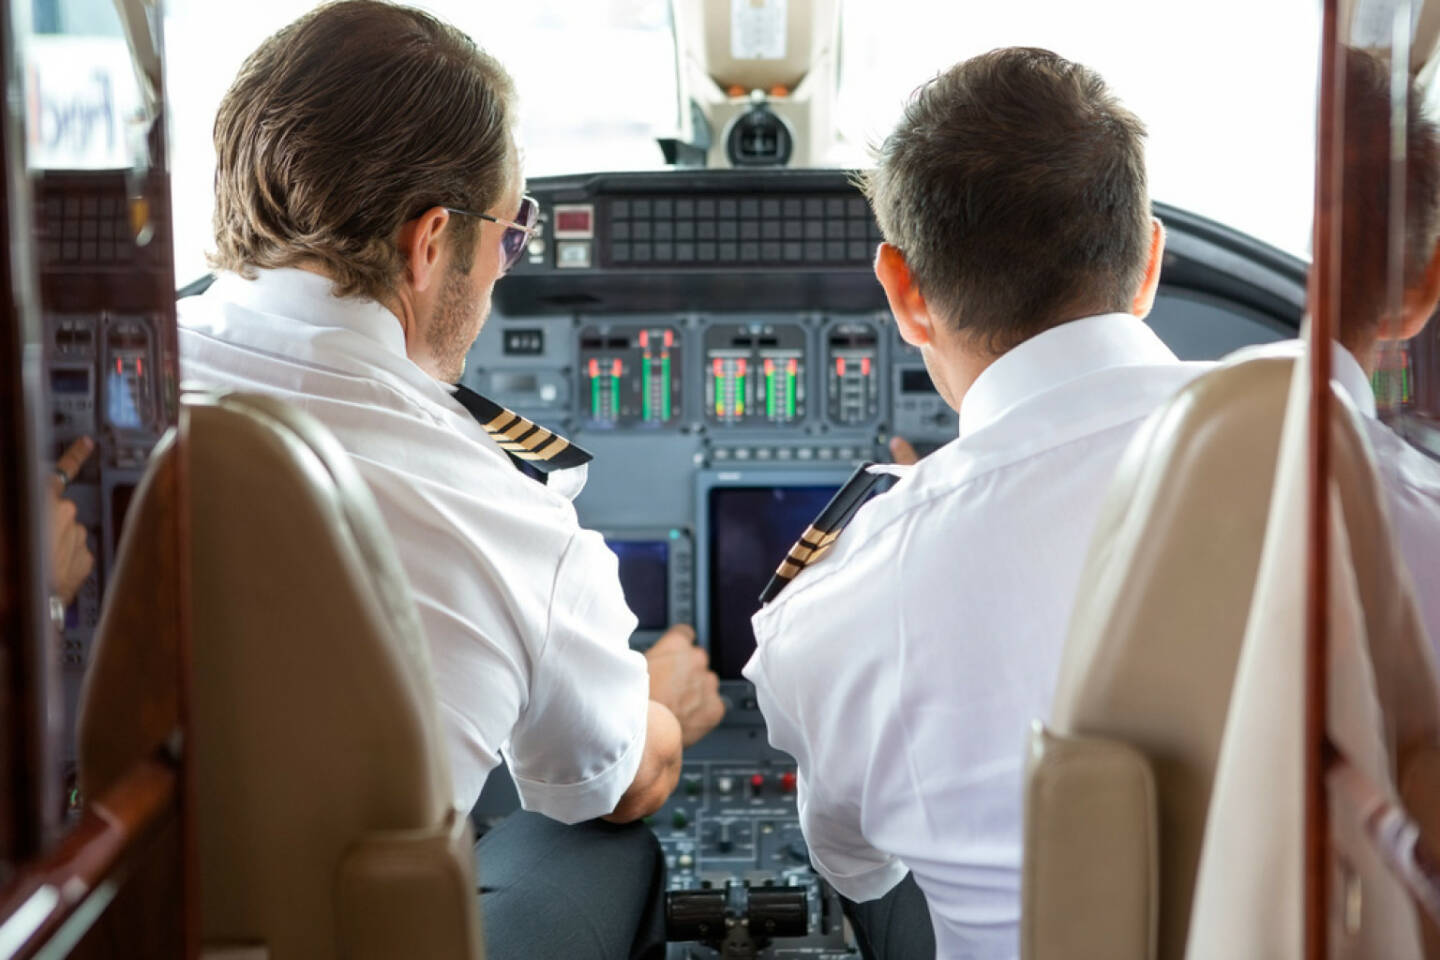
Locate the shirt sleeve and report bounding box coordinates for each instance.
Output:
[506,528,651,824]
[745,603,909,903]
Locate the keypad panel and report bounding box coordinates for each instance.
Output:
[606,194,883,268]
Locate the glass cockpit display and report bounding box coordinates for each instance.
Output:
[601,529,694,649]
[704,322,807,425]
[707,484,839,678]
[608,539,670,630]
[578,324,683,427]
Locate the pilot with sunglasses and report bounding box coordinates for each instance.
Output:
[176,3,725,957]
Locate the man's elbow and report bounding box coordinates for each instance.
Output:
[605,701,683,823]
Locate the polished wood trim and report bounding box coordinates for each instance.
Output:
[0,0,54,875]
[0,755,177,959]
[1306,2,1341,957]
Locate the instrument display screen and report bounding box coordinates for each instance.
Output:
[608,539,670,631]
[707,485,838,678]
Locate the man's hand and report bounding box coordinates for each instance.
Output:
[645,624,725,746]
[49,436,96,604]
[888,436,920,466]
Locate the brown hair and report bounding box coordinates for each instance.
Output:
[210,0,516,301]
[863,47,1151,354]
[1339,48,1440,350]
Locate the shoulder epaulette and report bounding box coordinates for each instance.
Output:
[758,462,895,605]
[451,384,593,475]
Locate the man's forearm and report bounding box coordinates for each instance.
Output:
[604,701,683,823]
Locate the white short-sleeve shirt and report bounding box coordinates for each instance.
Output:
[179,268,650,822]
[744,314,1208,959]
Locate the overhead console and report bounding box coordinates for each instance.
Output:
[467,168,1307,960]
[495,170,886,315]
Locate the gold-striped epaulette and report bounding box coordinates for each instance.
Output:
[452,384,593,474]
[758,462,895,604]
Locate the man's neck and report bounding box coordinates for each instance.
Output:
[295,261,423,361]
[1342,335,1378,377]
[935,348,997,413]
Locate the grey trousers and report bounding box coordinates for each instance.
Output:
[475,811,667,960]
[840,873,938,960]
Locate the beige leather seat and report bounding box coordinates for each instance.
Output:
[1186,351,1440,959]
[78,391,481,960]
[1022,353,1440,960]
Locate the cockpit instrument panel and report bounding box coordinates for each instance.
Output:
[825,322,882,426]
[579,323,685,427]
[704,322,807,426]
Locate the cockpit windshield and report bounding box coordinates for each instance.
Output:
[832,0,1322,259]
[163,0,680,281]
[158,0,1325,284]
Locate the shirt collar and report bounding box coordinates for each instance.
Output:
[207,267,409,361]
[958,313,1179,437]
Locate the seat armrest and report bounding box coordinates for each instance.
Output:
[336,809,482,960]
[1022,723,1157,960]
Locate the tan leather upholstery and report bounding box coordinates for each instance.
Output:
[1022,725,1157,960]
[1186,352,1440,959]
[1023,351,1440,959]
[79,391,481,959]
[1022,356,1291,960]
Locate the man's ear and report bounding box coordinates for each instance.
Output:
[1130,218,1166,318]
[396,206,452,295]
[1394,241,1440,341]
[875,242,934,347]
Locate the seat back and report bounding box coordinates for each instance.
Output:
[79,391,481,960]
[1022,356,1293,960]
[1185,352,1440,959]
[1024,351,1440,960]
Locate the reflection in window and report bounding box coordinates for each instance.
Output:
[31,0,122,36]
[24,0,138,170]
[105,364,143,430]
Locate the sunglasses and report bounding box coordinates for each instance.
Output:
[444,195,539,273]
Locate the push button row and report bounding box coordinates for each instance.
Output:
[611,196,869,220]
[711,445,869,463]
[613,219,870,241]
[610,239,872,265]
[605,194,883,268]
